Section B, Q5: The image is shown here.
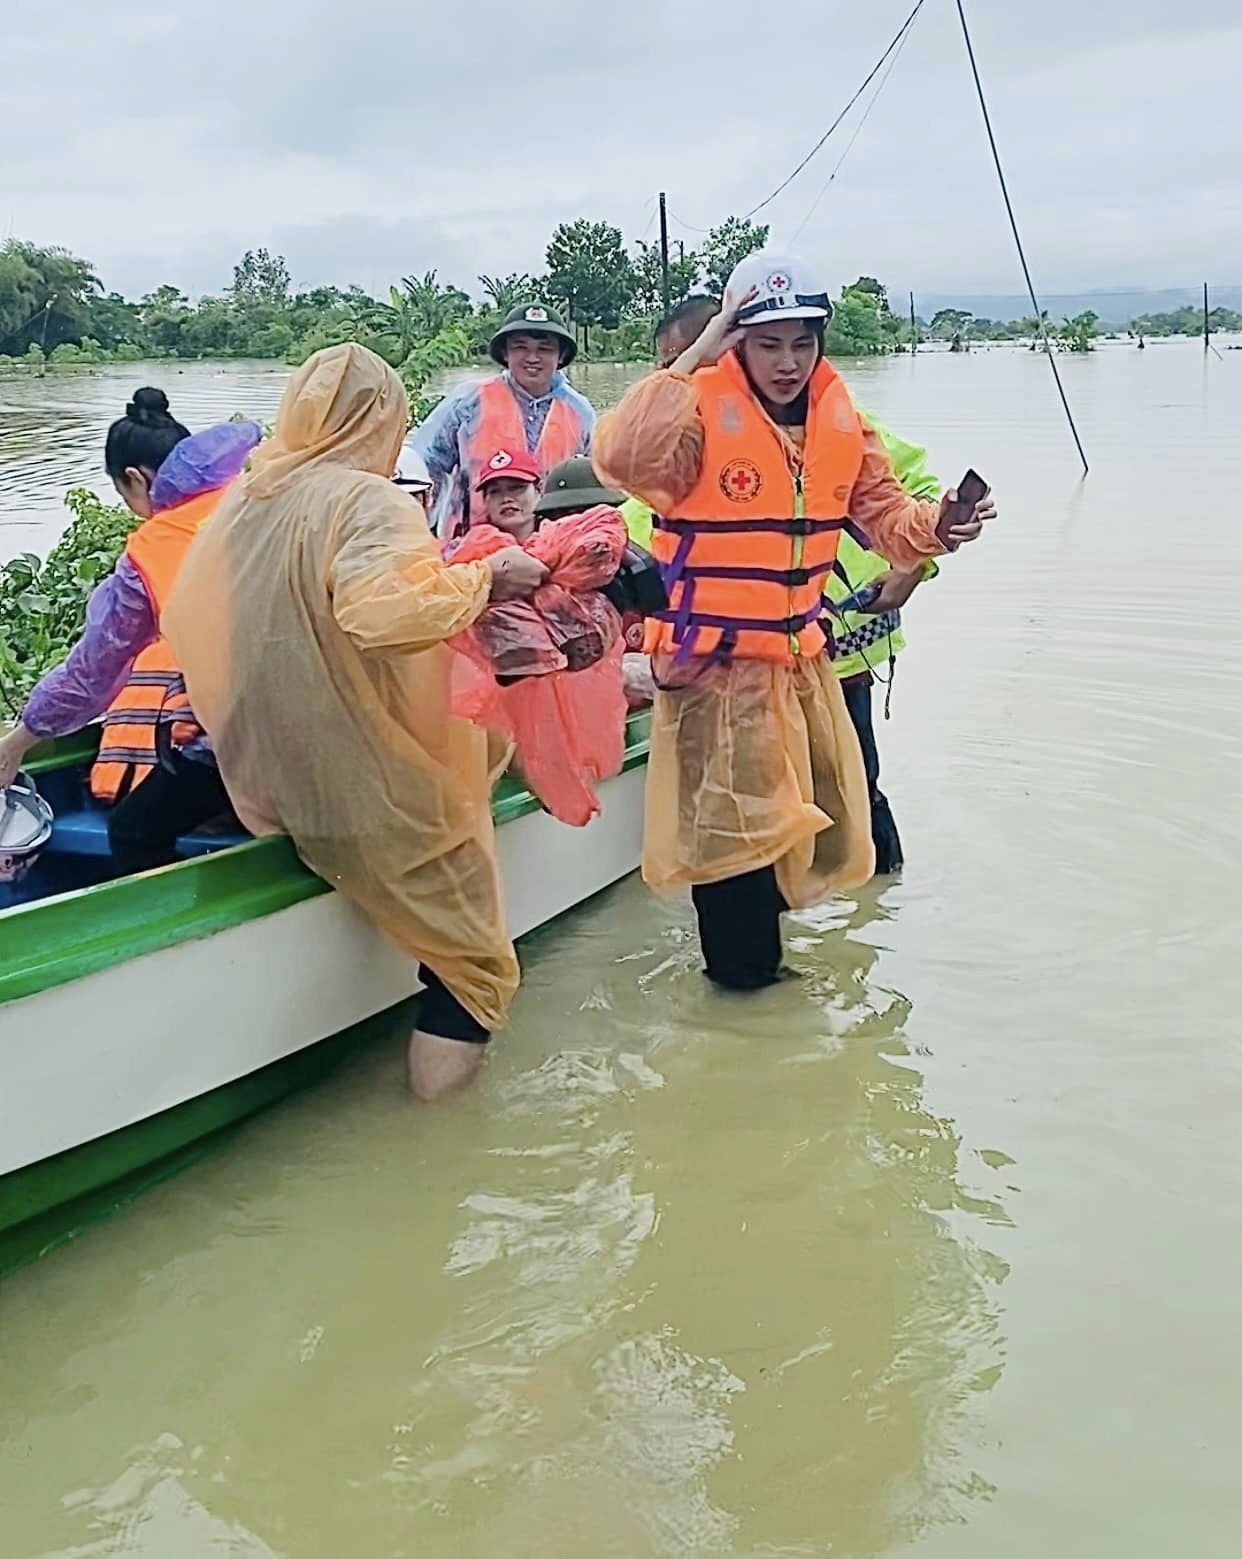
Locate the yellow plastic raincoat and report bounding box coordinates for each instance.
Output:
[594,367,945,908]
[164,344,519,1031]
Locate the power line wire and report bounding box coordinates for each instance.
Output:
[788,10,920,245]
[954,0,1088,474]
[743,0,928,220]
[666,209,713,236]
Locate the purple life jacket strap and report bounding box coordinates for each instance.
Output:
[653,513,849,538]
[675,557,838,587]
[652,601,825,638]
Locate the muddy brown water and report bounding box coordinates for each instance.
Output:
[2,340,1241,1556]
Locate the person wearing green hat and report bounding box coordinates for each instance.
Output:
[412,302,596,541]
[535,455,625,520]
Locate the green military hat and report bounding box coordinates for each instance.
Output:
[488,303,577,367]
[535,457,625,515]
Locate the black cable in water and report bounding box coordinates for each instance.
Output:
[954,0,1089,476]
[743,0,928,221]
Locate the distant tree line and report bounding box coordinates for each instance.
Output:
[5,230,1239,390]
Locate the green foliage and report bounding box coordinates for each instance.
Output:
[0,489,136,714]
[545,220,636,350]
[930,307,974,341]
[13,224,1197,385]
[582,318,656,361]
[230,248,291,308]
[1058,310,1099,353]
[1129,305,1242,338]
[828,289,888,356]
[479,273,536,315]
[399,325,471,422]
[0,240,102,356]
[631,240,702,318]
[351,272,472,366]
[833,278,900,354]
[699,218,770,294]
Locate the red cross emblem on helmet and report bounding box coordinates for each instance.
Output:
[719,458,764,503]
[767,272,791,293]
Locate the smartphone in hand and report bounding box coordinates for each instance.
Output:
[936,468,989,550]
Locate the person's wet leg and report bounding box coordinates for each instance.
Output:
[692,865,787,990]
[869,788,903,875]
[840,673,903,873]
[409,967,489,1100]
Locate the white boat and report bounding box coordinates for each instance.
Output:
[0,714,649,1274]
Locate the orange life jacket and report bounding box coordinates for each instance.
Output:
[89,488,219,803]
[463,377,586,531]
[643,352,866,665]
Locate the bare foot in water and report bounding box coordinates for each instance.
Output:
[407,1029,484,1101]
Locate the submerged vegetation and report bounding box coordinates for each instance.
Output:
[0,489,136,714]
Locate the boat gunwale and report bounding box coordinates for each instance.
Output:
[1,711,650,1007]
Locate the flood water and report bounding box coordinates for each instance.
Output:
[3,340,1242,1556]
[0,359,644,556]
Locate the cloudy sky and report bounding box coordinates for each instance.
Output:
[4,0,1237,304]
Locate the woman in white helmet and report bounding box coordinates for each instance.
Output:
[594,252,994,989]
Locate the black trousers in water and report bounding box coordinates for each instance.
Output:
[840,672,903,874]
[692,865,789,990]
[107,752,234,876]
[418,966,491,1045]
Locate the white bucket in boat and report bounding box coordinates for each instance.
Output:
[0,772,54,884]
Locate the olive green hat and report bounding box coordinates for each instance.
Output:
[535,456,625,514]
[489,303,577,367]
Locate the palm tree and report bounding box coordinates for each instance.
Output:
[478,273,536,315]
[1019,310,1049,349]
[398,270,472,337]
[349,272,471,364]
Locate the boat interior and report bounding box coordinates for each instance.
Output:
[2,732,250,911]
[1,710,651,915]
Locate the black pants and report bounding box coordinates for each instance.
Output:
[692,865,788,990]
[840,673,903,874]
[418,967,490,1044]
[107,752,233,876]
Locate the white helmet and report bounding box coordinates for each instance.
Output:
[393,441,433,491]
[725,252,832,325]
[0,771,54,886]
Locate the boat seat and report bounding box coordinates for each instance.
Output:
[45,804,250,860]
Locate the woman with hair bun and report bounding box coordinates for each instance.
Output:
[0,387,262,872]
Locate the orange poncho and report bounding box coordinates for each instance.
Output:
[448,507,628,827]
[165,344,519,1031]
[594,368,945,904]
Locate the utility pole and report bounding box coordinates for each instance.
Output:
[658,192,671,318]
[909,290,918,353]
[38,296,54,377]
[1204,281,1210,352]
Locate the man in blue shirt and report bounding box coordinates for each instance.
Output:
[413,303,596,539]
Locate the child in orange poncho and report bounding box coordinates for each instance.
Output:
[445,449,628,826]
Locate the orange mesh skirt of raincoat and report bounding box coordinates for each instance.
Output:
[643,653,875,905]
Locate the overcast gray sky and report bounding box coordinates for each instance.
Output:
[4,0,1237,303]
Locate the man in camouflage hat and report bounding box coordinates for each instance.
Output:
[413,302,596,539]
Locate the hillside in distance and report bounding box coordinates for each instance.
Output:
[902,285,1242,323]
